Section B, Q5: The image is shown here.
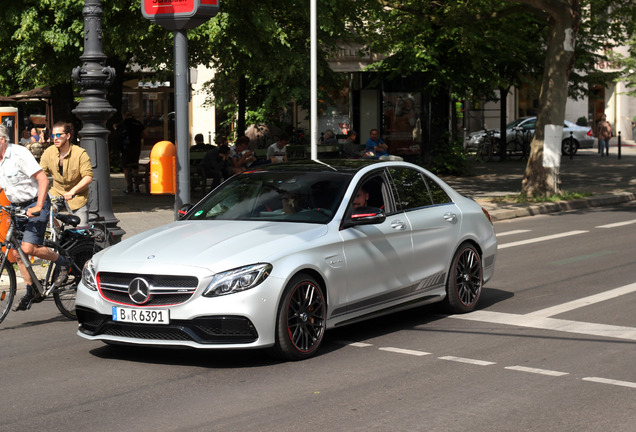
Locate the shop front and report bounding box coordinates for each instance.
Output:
[121,79,174,150]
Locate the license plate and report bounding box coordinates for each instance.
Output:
[112,306,170,325]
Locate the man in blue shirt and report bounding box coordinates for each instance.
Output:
[364,129,389,158]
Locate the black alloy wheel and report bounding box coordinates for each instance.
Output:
[273,274,326,361]
[445,243,483,313]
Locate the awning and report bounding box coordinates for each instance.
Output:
[0,95,16,102]
[10,86,52,101]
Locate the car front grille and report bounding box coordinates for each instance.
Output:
[97,272,199,306]
[76,307,259,344]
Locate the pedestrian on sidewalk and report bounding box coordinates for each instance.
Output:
[116,112,146,193]
[596,113,612,157]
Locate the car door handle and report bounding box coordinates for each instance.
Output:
[391,220,407,230]
[443,212,457,223]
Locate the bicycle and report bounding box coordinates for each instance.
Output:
[0,203,103,323]
[470,129,497,162]
[506,127,531,160]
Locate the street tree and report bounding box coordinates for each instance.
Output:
[192,0,370,135]
[0,0,186,123]
[509,0,636,196]
[363,0,545,163]
[367,0,636,193]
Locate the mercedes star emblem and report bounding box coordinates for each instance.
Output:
[128,277,151,305]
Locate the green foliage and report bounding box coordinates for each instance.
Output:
[364,0,546,100]
[412,136,473,176]
[616,35,636,97]
[194,0,369,126]
[0,0,176,96]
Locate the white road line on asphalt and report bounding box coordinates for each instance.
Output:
[582,377,636,389]
[340,341,373,348]
[498,230,588,249]
[379,347,431,356]
[505,366,569,377]
[526,282,636,318]
[496,229,531,237]
[438,356,496,366]
[596,219,636,229]
[451,310,636,341]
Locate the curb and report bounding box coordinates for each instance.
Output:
[488,192,636,222]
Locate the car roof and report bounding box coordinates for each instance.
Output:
[245,159,388,174]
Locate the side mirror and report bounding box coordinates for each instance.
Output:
[178,204,194,219]
[342,206,386,229]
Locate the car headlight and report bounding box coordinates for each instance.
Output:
[82,259,98,291]
[203,263,272,297]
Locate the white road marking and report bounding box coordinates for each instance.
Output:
[333,341,373,347]
[438,356,496,366]
[582,377,636,389]
[505,366,569,377]
[597,219,636,229]
[379,347,430,356]
[451,282,636,341]
[453,310,636,341]
[525,283,636,318]
[496,229,531,237]
[498,230,588,249]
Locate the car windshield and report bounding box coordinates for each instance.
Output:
[185,170,352,223]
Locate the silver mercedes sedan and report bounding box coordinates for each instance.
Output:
[76,160,497,360]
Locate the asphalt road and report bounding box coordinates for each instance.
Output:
[1,203,635,431]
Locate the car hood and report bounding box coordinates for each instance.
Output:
[96,221,329,272]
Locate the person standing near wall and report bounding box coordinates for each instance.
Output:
[118,112,146,193]
[596,113,612,157]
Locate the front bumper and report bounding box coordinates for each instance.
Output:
[75,275,284,349]
[77,307,259,345]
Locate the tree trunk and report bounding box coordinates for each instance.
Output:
[515,0,580,196]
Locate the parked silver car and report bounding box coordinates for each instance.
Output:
[466,116,595,156]
[76,160,497,360]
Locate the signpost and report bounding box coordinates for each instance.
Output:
[142,0,219,216]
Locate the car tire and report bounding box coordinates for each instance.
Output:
[562,139,578,156]
[445,243,483,313]
[272,273,326,361]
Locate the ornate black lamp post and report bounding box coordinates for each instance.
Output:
[72,0,124,242]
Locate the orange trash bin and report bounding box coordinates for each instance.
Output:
[150,141,176,195]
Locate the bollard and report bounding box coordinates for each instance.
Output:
[569,131,574,160]
[618,131,622,160]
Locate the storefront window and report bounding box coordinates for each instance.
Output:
[122,84,174,147]
[383,92,422,155]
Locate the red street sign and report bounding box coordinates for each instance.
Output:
[142,0,219,30]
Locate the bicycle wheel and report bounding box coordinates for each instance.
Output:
[474,138,493,162]
[506,140,524,160]
[0,258,17,324]
[51,241,102,320]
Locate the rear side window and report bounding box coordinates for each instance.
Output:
[424,175,452,205]
[387,167,433,211]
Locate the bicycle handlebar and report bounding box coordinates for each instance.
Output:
[0,205,38,219]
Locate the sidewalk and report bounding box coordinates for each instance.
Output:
[110,140,636,237]
[444,140,636,221]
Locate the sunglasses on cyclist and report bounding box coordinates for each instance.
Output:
[51,133,66,139]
